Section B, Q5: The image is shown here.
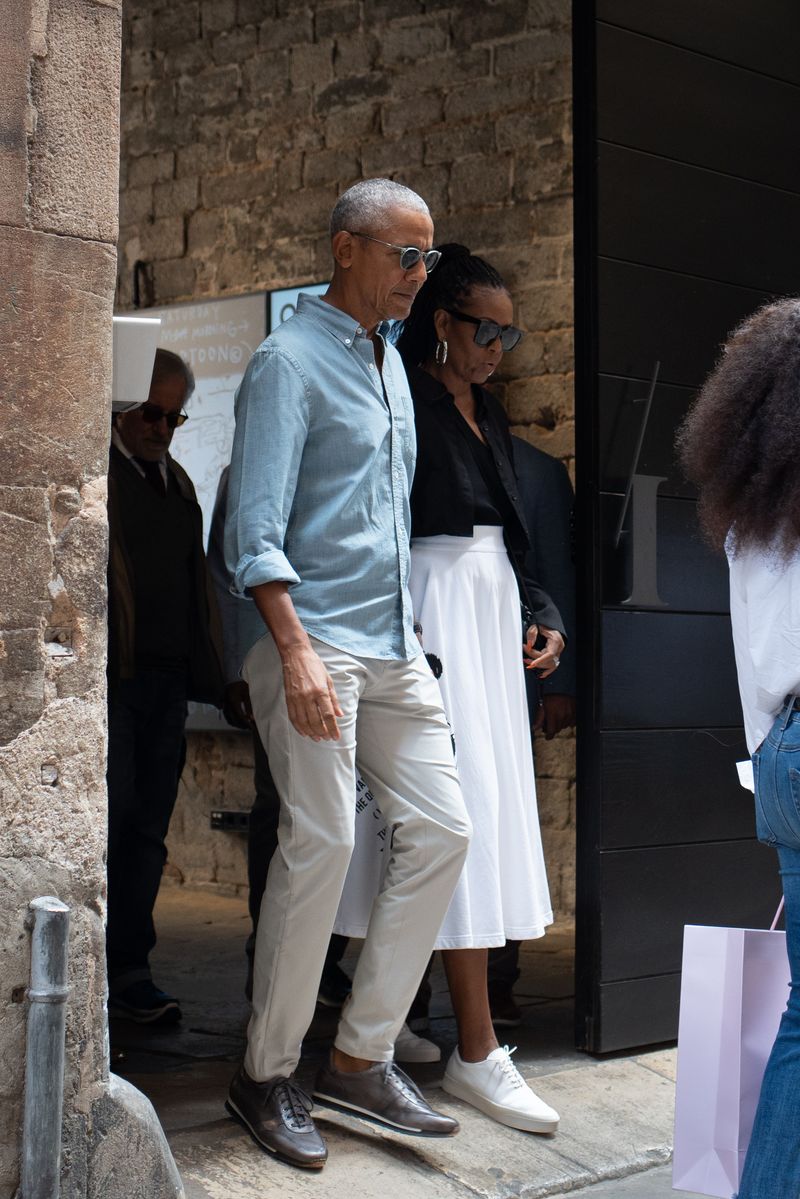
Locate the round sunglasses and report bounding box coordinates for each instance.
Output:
[443,308,524,352]
[348,231,442,273]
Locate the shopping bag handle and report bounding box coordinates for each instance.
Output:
[770,897,785,931]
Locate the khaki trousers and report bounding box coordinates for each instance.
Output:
[242,634,471,1081]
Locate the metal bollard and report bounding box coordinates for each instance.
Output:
[19,897,71,1199]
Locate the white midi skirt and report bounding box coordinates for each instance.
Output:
[334,525,553,949]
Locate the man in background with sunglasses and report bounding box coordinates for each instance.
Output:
[106,348,223,1024]
[224,178,471,1169]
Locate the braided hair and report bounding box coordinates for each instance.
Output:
[396,243,508,369]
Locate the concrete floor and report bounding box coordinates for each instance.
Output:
[111,886,705,1199]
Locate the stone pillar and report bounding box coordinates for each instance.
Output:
[0,3,181,1196]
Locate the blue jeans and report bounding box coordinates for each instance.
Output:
[737,700,800,1199]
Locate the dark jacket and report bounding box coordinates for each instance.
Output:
[512,436,576,699]
[408,366,565,637]
[107,444,224,705]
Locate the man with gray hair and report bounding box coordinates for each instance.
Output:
[224,178,471,1168]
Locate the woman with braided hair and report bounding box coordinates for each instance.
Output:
[340,243,562,1132]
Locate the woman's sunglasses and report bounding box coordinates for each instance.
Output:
[444,308,524,352]
[349,231,442,273]
[136,403,189,429]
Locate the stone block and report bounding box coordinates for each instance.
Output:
[303,147,360,187]
[424,122,494,166]
[363,0,423,20]
[0,1,34,228]
[317,1,360,38]
[511,417,575,460]
[127,150,175,188]
[154,175,199,217]
[399,164,448,218]
[258,10,313,49]
[211,24,258,65]
[514,147,572,202]
[0,226,114,488]
[379,15,449,65]
[238,0,277,24]
[535,58,572,103]
[536,776,571,830]
[201,165,276,207]
[528,0,571,25]
[333,30,379,77]
[138,214,185,260]
[393,49,492,101]
[176,64,240,115]
[507,371,574,427]
[241,48,290,96]
[517,278,572,331]
[27,1,121,242]
[290,40,334,90]
[0,488,52,629]
[434,203,533,252]
[187,207,228,254]
[0,629,45,746]
[362,135,424,176]
[381,90,443,137]
[228,128,259,166]
[449,154,512,207]
[154,2,200,49]
[495,28,571,74]
[268,184,338,239]
[444,73,534,123]
[322,101,379,147]
[87,1075,184,1199]
[316,72,389,114]
[544,327,574,373]
[452,0,529,48]
[176,137,228,178]
[201,0,236,35]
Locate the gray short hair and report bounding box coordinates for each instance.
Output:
[151,348,195,400]
[330,178,430,237]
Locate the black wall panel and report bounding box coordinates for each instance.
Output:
[596,24,800,193]
[598,145,800,295]
[601,729,752,848]
[575,2,800,1052]
[597,259,769,388]
[600,841,782,980]
[597,0,800,86]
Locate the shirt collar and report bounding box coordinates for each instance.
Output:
[296,293,381,348]
[111,425,168,477]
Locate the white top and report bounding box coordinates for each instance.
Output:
[728,540,800,754]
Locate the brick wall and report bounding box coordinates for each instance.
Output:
[119,0,576,919]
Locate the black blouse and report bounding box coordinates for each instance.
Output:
[408,366,565,636]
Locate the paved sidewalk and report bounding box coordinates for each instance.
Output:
[112,887,702,1199]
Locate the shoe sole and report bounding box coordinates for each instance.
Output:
[312,1090,458,1138]
[441,1075,559,1135]
[224,1099,326,1169]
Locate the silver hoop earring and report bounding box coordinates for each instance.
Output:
[435,338,448,365]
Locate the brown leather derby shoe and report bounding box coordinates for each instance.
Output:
[313,1058,459,1137]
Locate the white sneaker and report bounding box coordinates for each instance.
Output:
[442,1045,559,1133]
[394,1023,441,1063]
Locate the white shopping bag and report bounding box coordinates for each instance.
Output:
[672,922,789,1197]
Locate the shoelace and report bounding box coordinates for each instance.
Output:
[272,1079,314,1130]
[387,1063,422,1103]
[496,1046,526,1090]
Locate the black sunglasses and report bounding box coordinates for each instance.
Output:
[349,231,442,273]
[443,308,524,352]
[137,403,189,429]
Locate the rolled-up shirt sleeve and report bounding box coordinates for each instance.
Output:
[224,346,310,596]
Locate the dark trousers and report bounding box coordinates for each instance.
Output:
[247,726,347,973]
[106,670,188,987]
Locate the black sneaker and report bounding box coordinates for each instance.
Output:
[317,962,351,1008]
[108,979,182,1025]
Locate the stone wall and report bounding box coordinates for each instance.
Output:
[1,4,181,1196]
[119,0,577,919]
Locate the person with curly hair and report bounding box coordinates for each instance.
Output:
[677,297,800,1199]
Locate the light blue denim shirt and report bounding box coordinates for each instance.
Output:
[224,294,420,662]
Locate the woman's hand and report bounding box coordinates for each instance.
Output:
[524,625,565,679]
